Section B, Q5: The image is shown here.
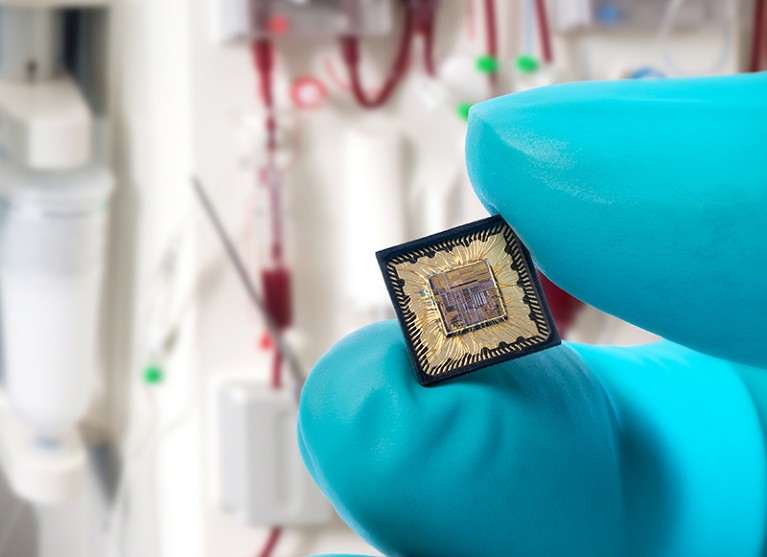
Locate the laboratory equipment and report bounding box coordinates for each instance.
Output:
[0,1,113,506]
[552,0,717,32]
[216,381,330,526]
[0,165,112,504]
[1,165,112,435]
[0,8,90,170]
[192,177,305,397]
[338,0,443,108]
[338,7,415,108]
[248,32,294,408]
[0,0,742,555]
[213,0,394,43]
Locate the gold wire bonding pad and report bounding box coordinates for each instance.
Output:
[377,215,560,386]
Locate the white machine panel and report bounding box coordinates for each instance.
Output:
[216,381,332,526]
[552,0,718,32]
[213,0,393,43]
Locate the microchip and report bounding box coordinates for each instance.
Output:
[377,215,560,386]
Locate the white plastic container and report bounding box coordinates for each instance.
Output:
[0,162,113,437]
[216,380,331,526]
[342,124,406,313]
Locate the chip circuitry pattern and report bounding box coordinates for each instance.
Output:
[377,216,560,385]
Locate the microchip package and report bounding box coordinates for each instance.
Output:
[377,215,560,386]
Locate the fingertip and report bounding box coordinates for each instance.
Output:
[465,86,581,252]
[297,320,418,489]
[465,75,767,367]
[298,321,414,430]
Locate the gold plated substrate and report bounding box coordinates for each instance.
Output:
[385,222,552,378]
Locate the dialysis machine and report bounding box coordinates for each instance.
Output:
[0,0,761,556]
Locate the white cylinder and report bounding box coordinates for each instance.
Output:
[0,163,113,436]
[342,123,406,312]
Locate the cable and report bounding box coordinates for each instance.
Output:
[340,4,415,108]
[0,501,24,556]
[104,211,202,557]
[271,350,282,390]
[106,383,202,557]
[483,0,499,90]
[658,0,735,76]
[105,384,160,557]
[106,283,168,557]
[533,0,553,63]
[750,0,766,72]
[256,527,282,557]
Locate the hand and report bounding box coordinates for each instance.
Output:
[298,73,767,557]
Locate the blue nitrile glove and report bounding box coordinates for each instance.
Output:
[297,73,767,557]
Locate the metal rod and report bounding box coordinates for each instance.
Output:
[191,177,305,401]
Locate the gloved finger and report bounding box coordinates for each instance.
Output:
[298,321,766,557]
[570,341,766,557]
[465,73,767,369]
[299,320,625,557]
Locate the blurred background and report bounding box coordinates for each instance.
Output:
[0,0,763,555]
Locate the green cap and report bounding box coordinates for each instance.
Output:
[515,54,540,74]
[457,102,472,121]
[144,365,164,385]
[476,55,499,74]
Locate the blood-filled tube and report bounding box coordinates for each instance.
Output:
[534,0,553,63]
[250,37,292,391]
[340,5,415,108]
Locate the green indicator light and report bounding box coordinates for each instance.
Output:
[457,102,472,121]
[144,365,164,385]
[476,55,499,74]
[515,54,540,74]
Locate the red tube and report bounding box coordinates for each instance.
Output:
[413,0,439,76]
[261,266,292,330]
[750,0,765,72]
[421,17,437,76]
[251,39,273,108]
[466,0,477,39]
[262,167,285,263]
[250,40,285,266]
[270,351,282,390]
[251,39,277,152]
[256,527,282,557]
[539,273,583,336]
[340,5,415,108]
[534,0,553,64]
[483,0,498,90]
[250,39,292,395]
